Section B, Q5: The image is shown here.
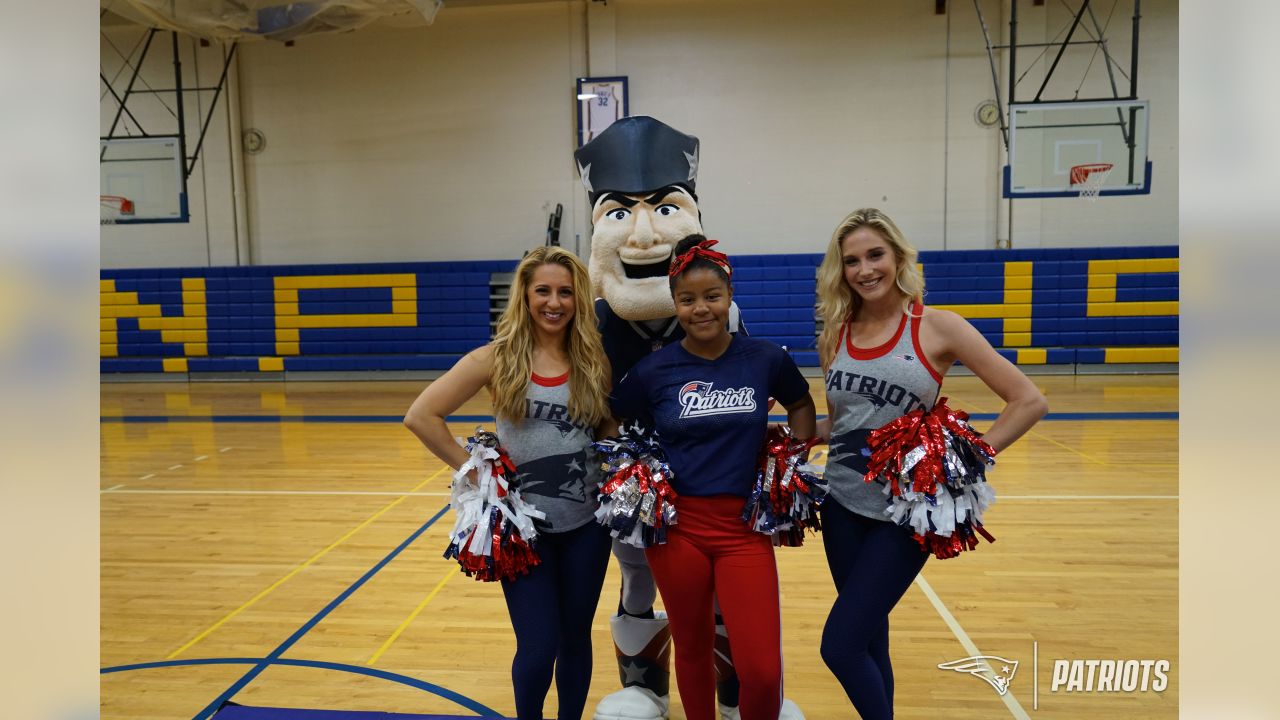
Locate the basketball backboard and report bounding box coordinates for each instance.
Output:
[100,136,188,223]
[1003,100,1151,198]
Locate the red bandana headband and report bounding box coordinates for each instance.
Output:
[668,238,733,280]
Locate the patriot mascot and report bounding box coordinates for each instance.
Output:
[577,117,802,720]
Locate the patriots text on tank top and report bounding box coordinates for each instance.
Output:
[824,303,943,521]
[495,372,601,533]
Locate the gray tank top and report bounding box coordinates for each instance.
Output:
[496,372,601,533]
[824,304,943,521]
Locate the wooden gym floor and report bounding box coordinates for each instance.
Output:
[101,374,1177,719]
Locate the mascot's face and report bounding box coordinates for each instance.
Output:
[589,185,702,321]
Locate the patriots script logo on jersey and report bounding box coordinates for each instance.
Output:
[678,380,757,419]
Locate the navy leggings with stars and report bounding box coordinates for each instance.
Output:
[501,520,612,720]
[819,500,929,720]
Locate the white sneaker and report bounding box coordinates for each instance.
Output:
[718,697,804,720]
[778,698,805,720]
[593,686,670,720]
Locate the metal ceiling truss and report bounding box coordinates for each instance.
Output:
[100,28,239,182]
[971,0,1142,153]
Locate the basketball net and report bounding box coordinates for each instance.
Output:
[101,195,135,224]
[1070,163,1113,202]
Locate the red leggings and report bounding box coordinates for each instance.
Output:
[645,495,782,720]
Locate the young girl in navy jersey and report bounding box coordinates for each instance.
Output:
[814,208,1048,719]
[611,235,817,720]
[404,246,614,720]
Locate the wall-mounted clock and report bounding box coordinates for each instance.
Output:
[243,128,266,154]
[974,100,1000,128]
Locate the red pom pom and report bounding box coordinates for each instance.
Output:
[865,398,998,560]
[742,425,828,547]
[444,429,545,581]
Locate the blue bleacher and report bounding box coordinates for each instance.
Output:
[102,247,1177,374]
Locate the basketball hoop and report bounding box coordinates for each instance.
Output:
[101,195,135,224]
[1070,163,1113,202]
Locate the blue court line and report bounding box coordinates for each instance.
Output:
[180,504,455,720]
[100,657,500,717]
[100,414,492,423]
[101,411,1177,423]
[967,411,1177,421]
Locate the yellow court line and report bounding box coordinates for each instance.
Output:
[929,390,1000,415]
[896,389,1146,468]
[367,564,461,666]
[917,390,1113,466]
[1026,429,1110,467]
[166,465,451,659]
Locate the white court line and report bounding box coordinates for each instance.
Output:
[806,465,1172,501]
[103,489,452,497]
[1034,641,1039,709]
[219,447,232,453]
[139,473,155,481]
[998,495,1177,500]
[916,573,1031,719]
[797,466,1174,500]
[168,464,183,471]
[194,455,208,462]
[103,484,125,492]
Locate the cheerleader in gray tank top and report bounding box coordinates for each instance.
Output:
[497,371,601,534]
[824,302,942,520]
[405,247,615,720]
[814,209,1047,719]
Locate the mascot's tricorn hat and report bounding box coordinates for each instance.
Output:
[574,116,700,204]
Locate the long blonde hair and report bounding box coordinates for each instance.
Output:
[490,246,611,428]
[816,208,925,370]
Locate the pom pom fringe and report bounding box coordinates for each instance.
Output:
[742,425,828,546]
[443,428,546,581]
[591,423,679,548]
[864,398,999,559]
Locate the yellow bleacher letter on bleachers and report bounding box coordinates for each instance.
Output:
[272,274,418,354]
[1087,259,1179,317]
[99,278,208,358]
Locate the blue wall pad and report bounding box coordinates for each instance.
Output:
[102,247,1178,373]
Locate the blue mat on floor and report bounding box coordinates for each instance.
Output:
[213,704,507,719]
